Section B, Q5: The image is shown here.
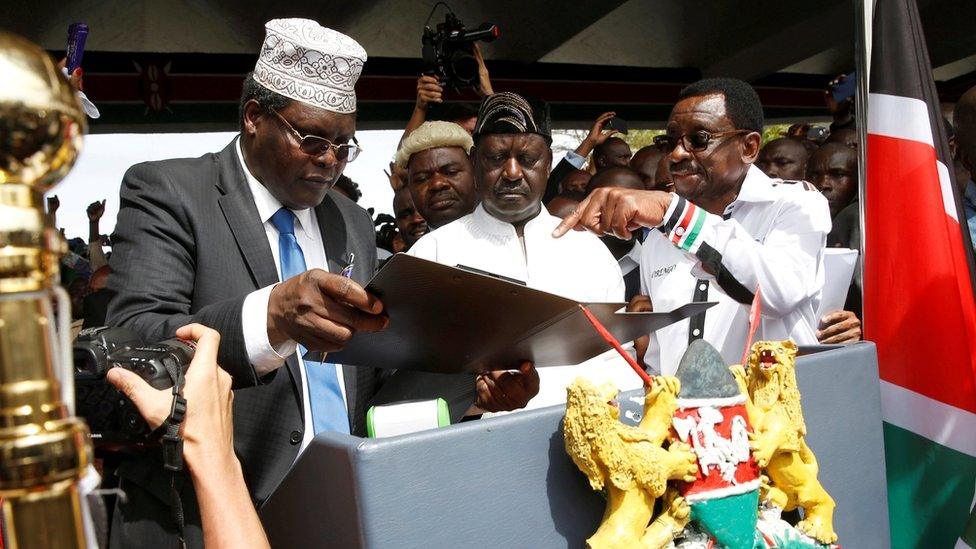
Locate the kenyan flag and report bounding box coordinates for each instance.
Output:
[864,0,976,546]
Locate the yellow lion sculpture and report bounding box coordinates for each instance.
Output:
[730,340,837,544]
[564,376,698,548]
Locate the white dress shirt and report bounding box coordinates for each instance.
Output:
[408,204,642,409]
[236,138,346,452]
[640,165,831,375]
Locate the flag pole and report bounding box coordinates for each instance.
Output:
[854,0,872,331]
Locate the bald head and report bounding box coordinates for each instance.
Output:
[756,137,810,180]
[586,166,644,194]
[593,137,632,172]
[954,85,976,173]
[630,146,665,190]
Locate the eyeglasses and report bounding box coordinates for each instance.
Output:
[268,108,362,162]
[653,129,751,153]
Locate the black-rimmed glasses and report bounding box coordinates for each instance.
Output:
[653,129,751,153]
[269,108,362,162]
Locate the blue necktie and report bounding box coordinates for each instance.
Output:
[270,208,350,435]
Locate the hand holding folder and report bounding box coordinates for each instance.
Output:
[307,254,714,375]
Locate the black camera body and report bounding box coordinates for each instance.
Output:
[422,12,499,89]
[74,327,195,446]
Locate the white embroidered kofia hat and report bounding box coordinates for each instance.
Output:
[253,18,367,114]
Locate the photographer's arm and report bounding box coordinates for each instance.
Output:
[400,76,444,145]
[107,325,270,549]
[106,163,258,388]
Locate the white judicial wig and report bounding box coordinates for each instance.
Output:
[394,121,474,169]
[253,18,367,114]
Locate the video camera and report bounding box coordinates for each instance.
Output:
[422,10,499,89]
[73,326,195,447]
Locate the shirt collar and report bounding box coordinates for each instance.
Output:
[236,137,316,236]
[723,165,777,217]
[618,238,642,274]
[471,202,554,237]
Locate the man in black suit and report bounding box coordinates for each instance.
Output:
[105,20,388,547]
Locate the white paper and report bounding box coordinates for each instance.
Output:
[816,248,859,319]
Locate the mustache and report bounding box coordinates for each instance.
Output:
[670,160,701,174]
[492,179,530,194]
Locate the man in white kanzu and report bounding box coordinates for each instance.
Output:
[555,78,831,375]
[409,92,642,411]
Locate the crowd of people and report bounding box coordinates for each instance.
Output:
[38,15,976,549]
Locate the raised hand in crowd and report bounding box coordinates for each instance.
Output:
[474,361,541,413]
[817,310,862,344]
[87,199,106,222]
[107,324,270,549]
[573,111,621,158]
[57,57,84,92]
[386,160,407,192]
[47,194,60,215]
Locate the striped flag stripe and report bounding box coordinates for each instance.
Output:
[868,93,935,147]
[880,381,976,457]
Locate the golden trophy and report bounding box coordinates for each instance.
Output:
[0,31,93,548]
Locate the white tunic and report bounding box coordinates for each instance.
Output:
[641,165,831,375]
[408,204,639,409]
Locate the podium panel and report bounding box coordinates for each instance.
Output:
[261,343,889,548]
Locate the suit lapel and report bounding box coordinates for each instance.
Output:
[315,192,349,276]
[215,139,279,288]
[215,140,305,417]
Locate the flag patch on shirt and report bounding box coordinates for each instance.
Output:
[666,198,708,253]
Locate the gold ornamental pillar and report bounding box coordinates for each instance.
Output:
[0,32,93,548]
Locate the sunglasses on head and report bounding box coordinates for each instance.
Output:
[653,129,751,153]
[268,108,362,162]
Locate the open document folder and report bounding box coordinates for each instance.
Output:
[308,254,714,374]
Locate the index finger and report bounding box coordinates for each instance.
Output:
[553,190,609,238]
[314,271,384,314]
[175,324,221,380]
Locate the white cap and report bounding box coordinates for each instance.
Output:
[253,18,367,114]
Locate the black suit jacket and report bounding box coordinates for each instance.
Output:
[106,139,380,545]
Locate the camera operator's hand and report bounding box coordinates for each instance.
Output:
[105,325,234,469]
[267,269,388,352]
[575,111,619,158]
[106,324,271,549]
[473,43,494,97]
[416,75,444,111]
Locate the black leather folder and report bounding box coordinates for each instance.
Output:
[314,254,714,374]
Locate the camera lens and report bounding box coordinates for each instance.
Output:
[449,50,479,84]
